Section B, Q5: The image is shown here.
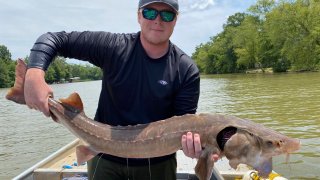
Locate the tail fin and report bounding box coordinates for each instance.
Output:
[6,59,27,104]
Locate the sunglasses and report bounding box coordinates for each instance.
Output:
[142,8,176,22]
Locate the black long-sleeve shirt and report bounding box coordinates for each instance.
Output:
[28,31,200,165]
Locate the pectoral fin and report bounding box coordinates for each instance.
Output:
[195,150,215,180]
[76,145,98,165]
[255,157,273,178]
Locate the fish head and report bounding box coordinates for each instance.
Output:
[221,127,300,177]
[48,98,65,122]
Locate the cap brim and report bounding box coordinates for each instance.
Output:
[140,1,178,12]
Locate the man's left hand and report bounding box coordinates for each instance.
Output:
[181,132,219,161]
[181,132,202,158]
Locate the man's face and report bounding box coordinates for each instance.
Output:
[138,3,177,46]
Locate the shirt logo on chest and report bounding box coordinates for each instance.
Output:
[158,80,168,86]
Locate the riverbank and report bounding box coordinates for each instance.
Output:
[244,68,318,74]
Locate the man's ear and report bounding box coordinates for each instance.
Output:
[137,11,142,25]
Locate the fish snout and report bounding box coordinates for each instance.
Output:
[281,138,301,153]
[288,138,301,153]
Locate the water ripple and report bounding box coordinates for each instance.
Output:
[1,74,319,179]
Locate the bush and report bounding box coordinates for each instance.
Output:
[272,58,291,72]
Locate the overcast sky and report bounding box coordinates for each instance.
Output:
[0,0,256,63]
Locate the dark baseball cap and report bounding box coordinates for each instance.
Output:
[138,0,179,12]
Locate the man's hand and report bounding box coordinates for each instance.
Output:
[181,132,219,161]
[24,68,53,117]
[181,132,202,158]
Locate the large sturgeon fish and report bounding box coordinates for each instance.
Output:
[6,60,300,180]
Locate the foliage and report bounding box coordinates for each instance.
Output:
[0,45,15,87]
[46,57,103,83]
[192,13,247,74]
[0,45,103,88]
[0,61,15,87]
[192,0,320,73]
[0,45,12,61]
[265,0,320,71]
[272,58,291,72]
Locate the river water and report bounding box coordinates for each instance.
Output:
[0,72,319,179]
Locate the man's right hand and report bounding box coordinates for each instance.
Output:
[24,68,53,117]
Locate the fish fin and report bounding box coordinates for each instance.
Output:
[6,59,27,104]
[76,145,98,165]
[59,93,84,112]
[195,149,215,180]
[229,159,240,169]
[255,157,273,178]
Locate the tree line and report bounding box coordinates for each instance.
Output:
[0,45,102,88]
[192,0,320,74]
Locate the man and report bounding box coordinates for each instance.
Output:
[24,0,218,179]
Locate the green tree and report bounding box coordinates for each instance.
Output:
[265,0,320,71]
[224,12,247,28]
[193,13,248,74]
[192,43,211,73]
[0,61,11,87]
[249,0,277,20]
[208,31,238,73]
[193,0,320,73]
[0,45,102,88]
[45,57,70,83]
[0,45,12,62]
[232,15,261,70]
[45,66,56,84]
[232,1,278,72]
[0,45,15,88]
[87,66,103,80]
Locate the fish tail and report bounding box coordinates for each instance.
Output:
[5,59,27,104]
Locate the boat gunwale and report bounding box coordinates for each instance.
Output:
[12,139,80,180]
